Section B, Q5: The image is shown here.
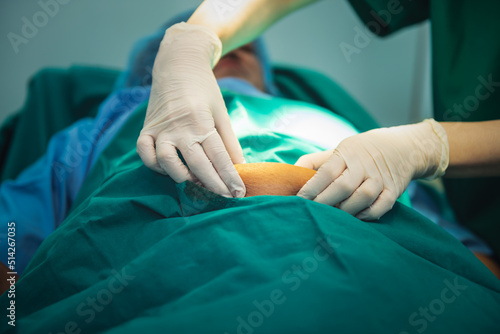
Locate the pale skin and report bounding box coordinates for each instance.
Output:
[167,0,500,212]
[440,121,500,177]
[187,0,320,55]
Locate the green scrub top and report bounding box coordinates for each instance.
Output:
[348,0,500,256]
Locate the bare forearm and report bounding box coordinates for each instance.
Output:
[187,0,320,55]
[441,120,500,177]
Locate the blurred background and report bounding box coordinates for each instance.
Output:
[0,0,432,127]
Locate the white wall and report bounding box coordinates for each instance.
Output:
[0,0,432,127]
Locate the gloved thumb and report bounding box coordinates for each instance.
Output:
[295,150,333,170]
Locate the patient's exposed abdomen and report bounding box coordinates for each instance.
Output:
[234,162,316,197]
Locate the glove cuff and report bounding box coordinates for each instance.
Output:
[162,22,223,68]
[422,119,449,180]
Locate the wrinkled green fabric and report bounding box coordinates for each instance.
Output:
[1,65,497,333]
[348,0,500,259]
[272,66,380,132]
[2,96,499,334]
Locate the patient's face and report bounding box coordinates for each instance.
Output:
[213,42,265,92]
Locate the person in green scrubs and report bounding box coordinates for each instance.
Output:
[137,0,500,255]
[345,0,500,256]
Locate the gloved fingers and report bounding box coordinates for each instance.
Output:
[294,150,334,170]
[155,139,195,183]
[213,105,246,165]
[337,178,383,216]
[297,151,346,200]
[355,188,398,221]
[137,134,165,175]
[313,163,365,207]
[202,132,246,198]
[181,143,233,198]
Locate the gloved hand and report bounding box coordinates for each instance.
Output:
[137,22,246,198]
[294,119,449,220]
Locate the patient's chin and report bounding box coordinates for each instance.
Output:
[234,162,316,197]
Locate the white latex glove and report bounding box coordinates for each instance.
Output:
[137,22,246,198]
[295,119,449,220]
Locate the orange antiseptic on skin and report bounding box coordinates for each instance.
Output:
[234,162,316,197]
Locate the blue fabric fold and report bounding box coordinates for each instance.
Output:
[0,88,149,274]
